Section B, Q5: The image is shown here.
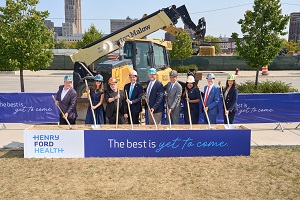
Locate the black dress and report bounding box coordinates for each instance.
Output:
[183,87,200,124]
[85,88,105,124]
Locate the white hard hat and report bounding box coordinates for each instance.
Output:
[129,70,138,76]
[186,76,195,83]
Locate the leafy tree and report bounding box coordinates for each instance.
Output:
[0,0,54,92]
[170,29,193,65]
[55,39,69,49]
[76,24,104,49]
[204,35,221,54]
[231,0,289,88]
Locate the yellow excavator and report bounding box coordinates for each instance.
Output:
[70,4,206,97]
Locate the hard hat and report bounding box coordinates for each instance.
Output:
[186,76,195,83]
[108,77,117,84]
[206,73,215,79]
[148,68,157,75]
[169,70,178,77]
[129,70,138,76]
[94,74,103,81]
[227,74,236,80]
[64,75,72,81]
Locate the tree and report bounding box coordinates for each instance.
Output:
[0,0,54,92]
[170,29,193,65]
[231,0,289,88]
[204,35,221,54]
[55,39,69,49]
[76,24,104,49]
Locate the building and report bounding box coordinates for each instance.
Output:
[43,20,54,30]
[63,0,82,36]
[288,12,300,42]
[110,17,138,33]
[54,27,63,36]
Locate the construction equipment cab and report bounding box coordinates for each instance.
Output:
[71,4,206,97]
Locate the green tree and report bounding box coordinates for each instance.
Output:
[170,29,193,65]
[55,39,69,49]
[0,0,54,92]
[204,35,221,54]
[76,24,104,49]
[231,0,289,88]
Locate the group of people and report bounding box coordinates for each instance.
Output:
[54,68,238,126]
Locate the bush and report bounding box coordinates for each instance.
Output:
[238,80,299,93]
[171,65,198,73]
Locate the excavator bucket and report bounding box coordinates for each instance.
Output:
[175,5,206,40]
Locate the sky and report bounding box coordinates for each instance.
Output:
[1,0,300,39]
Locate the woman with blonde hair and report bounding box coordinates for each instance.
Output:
[85,74,105,124]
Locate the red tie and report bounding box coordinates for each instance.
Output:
[204,86,210,106]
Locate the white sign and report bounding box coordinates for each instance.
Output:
[24,130,84,158]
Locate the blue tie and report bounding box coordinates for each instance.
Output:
[129,84,134,99]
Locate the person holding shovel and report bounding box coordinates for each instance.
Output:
[145,68,164,125]
[124,70,143,124]
[105,77,127,124]
[55,75,78,125]
[85,74,105,125]
[202,73,220,124]
[218,74,238,124]
[165,70,182,124]
[183,76,201,124]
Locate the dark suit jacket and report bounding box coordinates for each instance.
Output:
[105,89,126,118]
[124,82,143,114]
[146,80,164,113]
[56,85,78,119]
[223,87,238,112]
[203,85,220,115]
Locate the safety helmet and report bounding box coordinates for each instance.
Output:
[186,76,195,83]
[108,77,117,84]
[227,74,236,81]
[148,68,157,75]
[169,70,178,77]
[94,74,103,81]
[64,75,72,81]
[129,70,138,77]
[206,73,215,79]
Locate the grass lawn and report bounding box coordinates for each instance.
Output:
[0,147,299,199]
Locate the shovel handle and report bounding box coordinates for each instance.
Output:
[52,95,71,128]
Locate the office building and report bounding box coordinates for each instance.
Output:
[63,0,82,36]
[288,12,300,42]
[110,17,138,33]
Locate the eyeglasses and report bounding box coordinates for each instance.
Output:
[95,80,101,82]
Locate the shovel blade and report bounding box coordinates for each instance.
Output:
[91,125,101,130]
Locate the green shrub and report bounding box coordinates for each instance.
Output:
[238,80,299,93]
[171,65,198,73]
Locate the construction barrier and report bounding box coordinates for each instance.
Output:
[261,66,269,75]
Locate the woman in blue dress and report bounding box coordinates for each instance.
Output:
[85,74,105,124]
[183,76,201,124]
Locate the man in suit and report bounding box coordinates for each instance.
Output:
[124,70,143,124]
[165,70,182,124]
[146,68,164,125]
[203,73,220,124]
[55,75,78,125]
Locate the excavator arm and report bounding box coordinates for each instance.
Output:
[70,4,206,67]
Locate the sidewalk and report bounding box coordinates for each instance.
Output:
[0,122,299,149]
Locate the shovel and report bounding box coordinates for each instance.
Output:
[52,95,72,129]
[165,92,172,129]
[185,90,193,130]
[85,80,100,130]
[144,94,157,130]
[200,94,212,129]
[125,90,134,130]
[218,82,230,129]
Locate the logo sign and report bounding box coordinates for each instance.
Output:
[24,130,84,158]
[84,129,251,157]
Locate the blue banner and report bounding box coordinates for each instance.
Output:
[159,93,300,124]
[0,93,59,123]
[84,129,251,157]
